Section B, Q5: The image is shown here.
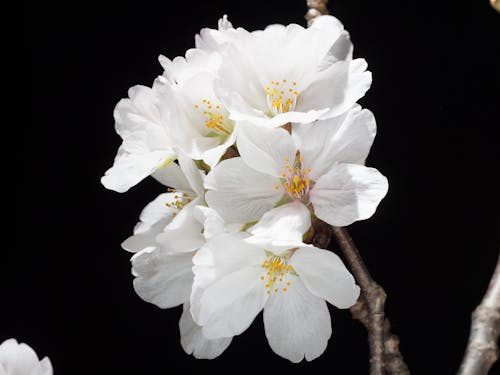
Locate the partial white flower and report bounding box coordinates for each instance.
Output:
[195,15,238,53]
[206,15,370,127]
[156,45,236,168]
[121,153,206,255]
[124,160,232,359]
[205,105,388,226]
[122,156,238,359]
[0,339,52,375]
[101,84,176,193]
[191,204,360,362]
[131,247,232,360]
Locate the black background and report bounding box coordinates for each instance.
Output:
[19,0,499,373]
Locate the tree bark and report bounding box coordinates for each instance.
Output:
[458,254,500,375]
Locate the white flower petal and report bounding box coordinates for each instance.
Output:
[193,233,265,276]
[157,198,205,254]
[310,164,388,226]
[205,158,282,223]
[293,106,377,180]
[327,31,353,62]
[198,267,268,339]
[38,357,53,375]
[178,153,205,196]
[246,201,311,251]
[179,302,232,359]
[121,193,177,253]
[152,161,192,192]
[192,206,242,240]
[101,85,175,192]
[236,123,297,177]
[263,276,331,362]
[291,246,359,308]
[0,339,52,375]
[298,59,371,119]
[192,206,226,240]
[191,234,266,327]
[229,106,329,128]
[131,248,193,309]
[202,130,236,168]
[101,148,175,193]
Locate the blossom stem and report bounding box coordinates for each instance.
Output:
[458,253,500,375]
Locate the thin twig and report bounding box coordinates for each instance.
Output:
[305,0,329,26]
[458,254,500,375]
[351,298,410,374]
[310,221,409,374]
[331,226,386,375]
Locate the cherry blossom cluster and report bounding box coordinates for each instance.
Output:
[102,15,388,362]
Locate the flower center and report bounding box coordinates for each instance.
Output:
[275,153,313,200]
[194,99,233,137]
[265,80,299,115]
[165,188,192,217]
[260,254,294,294]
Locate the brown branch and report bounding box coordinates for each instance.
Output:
[305,0,329,26]
[331,226,386,375]
[310,220,409,374]
[351,298,410,375]
[458,253,500,375]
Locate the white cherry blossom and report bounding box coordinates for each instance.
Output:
[0,339,52,375]
[190,203,360,362]
[101,84,175,193]
[205,105,388,226]
[205,15,370,128]
[121,155,231,359]
[156,43,236,168]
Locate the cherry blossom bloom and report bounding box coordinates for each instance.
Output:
[155,32,237,168]
[101,84,175,193]
[190,202,360,362]
[203,15,370,127]
[120,155,231,359]
[205,105,388,226]
[0,339,52,375]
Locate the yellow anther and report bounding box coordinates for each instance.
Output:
[194,105,198,108]
[283,288,287,292]
[261,255,294,293]
[265,79,299,115]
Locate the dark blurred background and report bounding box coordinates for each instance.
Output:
[19,0,499,373]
